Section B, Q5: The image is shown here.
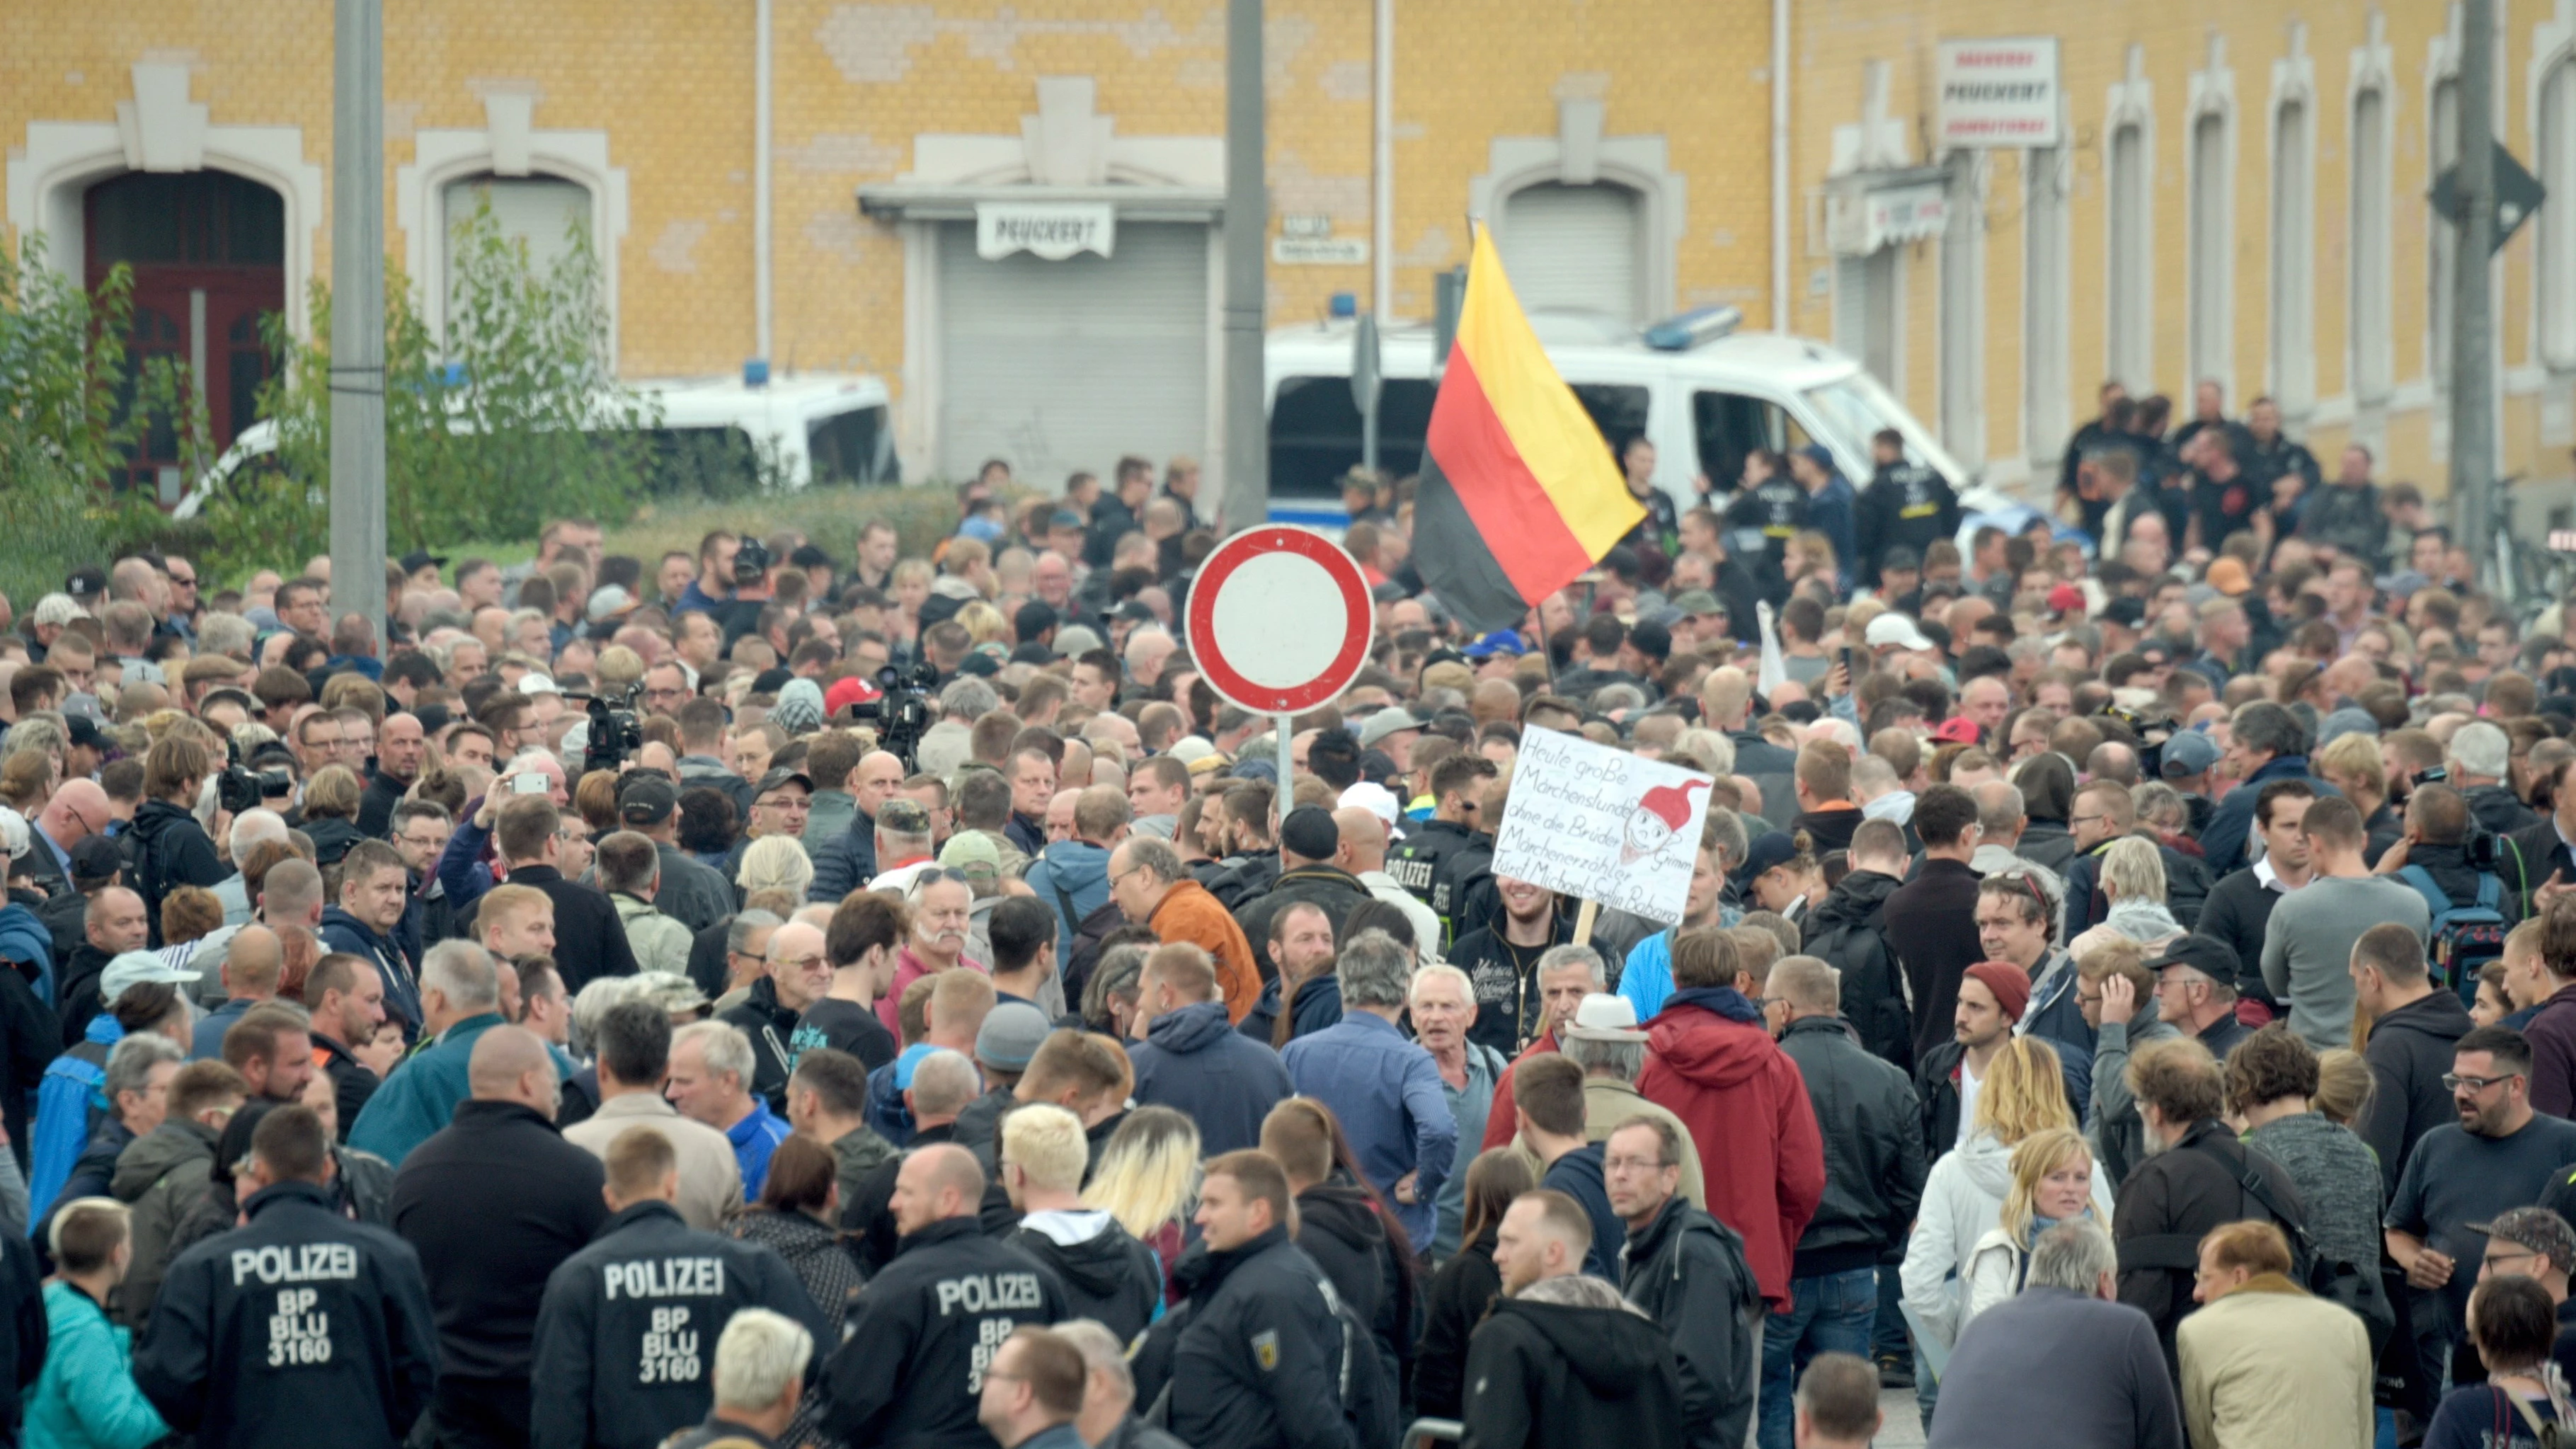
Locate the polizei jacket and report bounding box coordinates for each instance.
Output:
[819,1215,1070,1449]
[131,1180,438,1449]
[529,1198,823,1449]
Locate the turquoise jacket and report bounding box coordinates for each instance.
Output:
[346,1013,508,1166]
[27,1281,167,1449]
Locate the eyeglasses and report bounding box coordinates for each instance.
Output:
[772,954,828,973]
[2444,1072,2517,1094]
[2486,1247,2542,1271]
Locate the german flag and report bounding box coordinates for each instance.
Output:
[1413,222,1644,632]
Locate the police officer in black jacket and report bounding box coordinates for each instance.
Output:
[1853,428,1960,588]
[529,1123,823,1449]
[1385,757,1498,949]
[134,1105,438,1449]
[1131,1150,1359,1449]
[820,1143,1069,1449]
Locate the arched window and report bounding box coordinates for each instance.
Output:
[2351,86,2393,403]
[2024,146,2071,464]
[1498,181,1644,322]
[2271,98,2315,411]
[2540,59,2576,370]
[2187,110,2231,394]
[2106,120,2153,390]
[440,174,594,322]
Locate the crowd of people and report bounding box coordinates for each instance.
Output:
[0,395,2557,1449]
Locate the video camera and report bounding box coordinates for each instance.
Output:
[2096,703,2182,781]
[840,661,939,770]
[733,533,773,588]
[213,743,294,815]
[580,682,646,778]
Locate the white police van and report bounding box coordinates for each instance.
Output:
[1265,306,1996,529]
[172,370,898,519]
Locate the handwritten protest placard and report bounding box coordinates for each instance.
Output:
[1489,726,1716,925]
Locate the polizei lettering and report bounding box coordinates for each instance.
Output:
[604,1257,728,1300]
[934,1272,1044,1316]
[231,1244,359,1287]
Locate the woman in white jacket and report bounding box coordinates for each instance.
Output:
[1901,1035,2115,1363]
[1959,1126,2108,1322]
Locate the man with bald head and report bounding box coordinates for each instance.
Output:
[26,777,110,900]
[357,711,426,837]
[59,883,149,1046]
[820,1141,1070,1449]
[1336,805,1443,956]
[393,1024,609,1449]
[193,925,282,1060]
[532,1122,825,1449]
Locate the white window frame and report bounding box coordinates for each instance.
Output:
[1469,98,1687,325]
[1937,151,1985,467]
[2531,1,2576,372]
[395,98,628,364]
[2268,28,2319,416]
[2187,39,2238,403]
[2105,47,2156,394]
[2347,21,2398,413]
[2022,137,2073,469]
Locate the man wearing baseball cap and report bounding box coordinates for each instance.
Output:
[2468,1205,2576,1380]
[617,775,735,934]
[1560,995,1705,1208]
[2146,937,2252,1061]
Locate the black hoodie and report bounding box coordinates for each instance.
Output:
[2358,987,2477,1198]
[1006,1209,1163,1343]
[1460,1295,1694,1449]
[1798,869,1913,1071]
[1293,1181,1413,1402]
[127,799,225,946]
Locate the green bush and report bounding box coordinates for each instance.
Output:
[0,237,211,605]
[202,203,662,578]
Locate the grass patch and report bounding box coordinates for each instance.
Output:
[445,481,964,571]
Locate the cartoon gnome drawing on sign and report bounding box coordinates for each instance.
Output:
[1618,779,1710,867]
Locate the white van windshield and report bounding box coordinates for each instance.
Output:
[1800,371,1967,483]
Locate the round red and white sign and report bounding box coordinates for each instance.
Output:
[1185,527,1374,716]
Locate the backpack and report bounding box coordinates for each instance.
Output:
[2114,1133,2395,1361]
[2395,864,2509,1004]
[2505,1390,2575,1449]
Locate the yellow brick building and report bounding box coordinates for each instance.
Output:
[4,0,2564,520]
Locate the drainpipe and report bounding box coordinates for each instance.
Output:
[755,0,774,365]
[1374,0,1394,319]
[1771,0,1790,331]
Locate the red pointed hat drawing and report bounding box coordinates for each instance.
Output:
[1635,779,1710,832]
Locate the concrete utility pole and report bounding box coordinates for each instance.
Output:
[1222,0,1268,532]
[328,0,388,648]
[2452,0,2498,589]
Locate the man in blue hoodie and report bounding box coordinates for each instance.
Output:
[1126,944,1293,1156]
[1025,784,1128,960]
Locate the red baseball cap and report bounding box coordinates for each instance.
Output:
[1931,716,1982,745]
[825,675,882,718]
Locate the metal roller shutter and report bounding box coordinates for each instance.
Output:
[938,219,1208,483]
[1499,182,1642,321]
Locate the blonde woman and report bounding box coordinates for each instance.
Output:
[1901,1035,2112,1365]
[887,558,934,646]
[2097,835,2181,945]
[1959,1126,2103,1324]
[1080,1105,1202,1295]
[738,835,815,905]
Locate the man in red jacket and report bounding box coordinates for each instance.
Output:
[1638,924,1826,1312]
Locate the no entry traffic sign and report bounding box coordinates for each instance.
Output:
[1186,527,1373,716]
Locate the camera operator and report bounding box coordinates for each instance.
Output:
[716,533,782,653]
